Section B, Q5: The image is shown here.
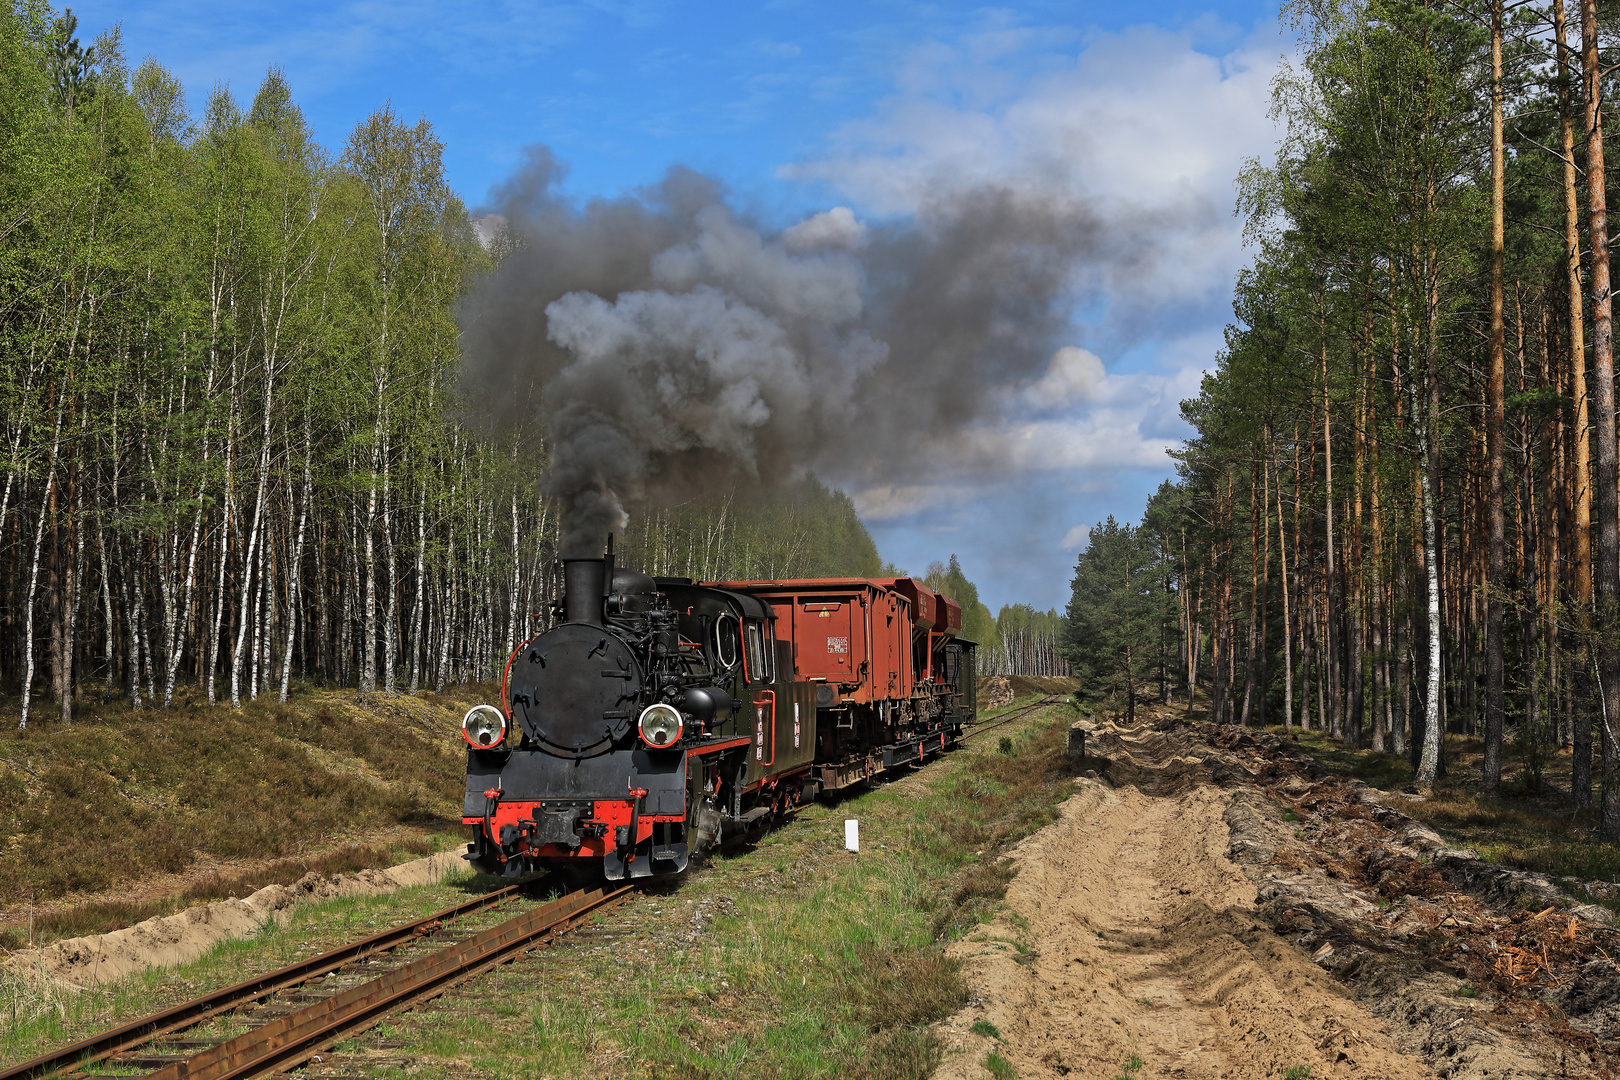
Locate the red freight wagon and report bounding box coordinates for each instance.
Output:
[711,578,911,707]
[713,576,977,786]
[888,577,938,681]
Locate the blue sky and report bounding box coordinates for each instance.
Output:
[79,0,1290,612]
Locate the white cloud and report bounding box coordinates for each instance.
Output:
[797,22,1284,567]
[846,339,1201,525]
[1023,346,1105,409]
[786,20,1284,346]
[789,22,1280,219]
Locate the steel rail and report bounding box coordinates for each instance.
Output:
[960,696,1062,742]
[137,884,632,1080]
[0,883,523,1080]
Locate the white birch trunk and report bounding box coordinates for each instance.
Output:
[362,456,379,695]
[1417,436,1444,787]
[19,473,56,730]
[163,482,207,706]
[508,483,520,653]
[97,501,115,694]
[121,544,144,710]
[19,400,66,729]
[280,429,312,701]
[410,499,426,692]
[382,435,398,695]
[206,498,231,705]
[230,376,276,707]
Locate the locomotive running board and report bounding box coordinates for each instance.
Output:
[686,736,752,757]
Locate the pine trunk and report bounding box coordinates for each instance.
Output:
[1483,0,1507,791]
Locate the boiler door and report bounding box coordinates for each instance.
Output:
[508,623,644,758]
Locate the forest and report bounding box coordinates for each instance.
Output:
[1074,0,1620,837]
[0,4,920,728]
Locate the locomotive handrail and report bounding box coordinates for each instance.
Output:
[753,690,777,767]
[498,639,527,719]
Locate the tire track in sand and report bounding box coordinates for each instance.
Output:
[933,764,1433,1079]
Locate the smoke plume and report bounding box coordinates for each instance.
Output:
[458,146,1114,557]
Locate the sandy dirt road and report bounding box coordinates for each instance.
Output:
[934,778,1432,1079]
[929,715,1604,1080]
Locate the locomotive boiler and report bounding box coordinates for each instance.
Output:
[460,547,977,881]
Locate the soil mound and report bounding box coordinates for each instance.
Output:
[2,850,464,990]
[933,779,1433,1079]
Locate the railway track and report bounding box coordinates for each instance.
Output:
[960,695,1063,743]
[3,883,632,1080]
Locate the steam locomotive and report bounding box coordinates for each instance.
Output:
[460,548,977,880]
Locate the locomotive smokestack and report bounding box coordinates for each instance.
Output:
[563,558,606,625]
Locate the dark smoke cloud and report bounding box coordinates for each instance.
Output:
[457,145,1110,557]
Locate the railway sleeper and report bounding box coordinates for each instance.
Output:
[110,1054,189,1068]
[139,1040,217,1051]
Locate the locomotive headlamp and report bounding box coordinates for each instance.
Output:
[637,703,683,748]
[462,705,507,749]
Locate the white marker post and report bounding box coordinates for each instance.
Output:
[844,819,860,853]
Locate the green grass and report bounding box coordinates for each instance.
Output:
[1114,1052,1144,1080]
[1281,727,1417,789]
[985,1050,1016,1078]
[971,1019,1002,1039]
[975,678,1077,720]
[0,835,457,950]
[978,696,1041,719]
[1400,793,1620,889]
[1283,1067,1313,1080]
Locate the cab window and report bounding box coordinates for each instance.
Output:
[744,620,771,683]
[713,614,739,669]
